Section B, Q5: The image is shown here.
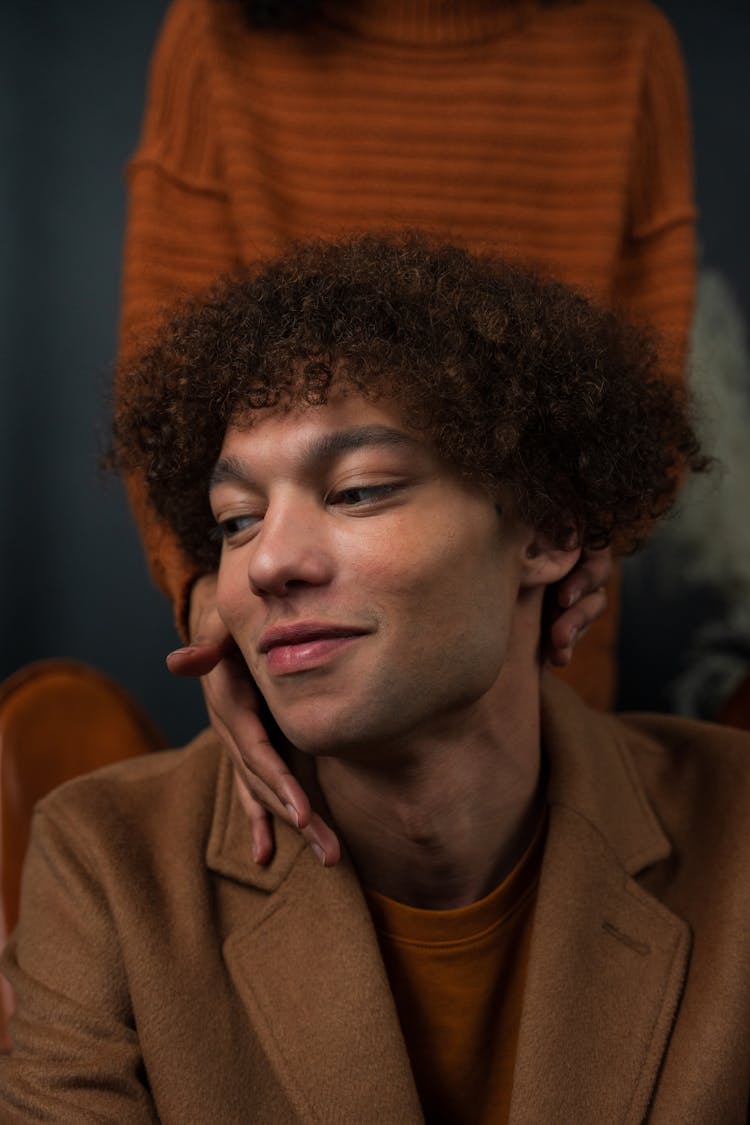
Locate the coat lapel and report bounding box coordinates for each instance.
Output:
[509,679,692,1124]
[206,752,424,1125]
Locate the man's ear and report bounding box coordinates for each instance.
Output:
[518,531,582,590]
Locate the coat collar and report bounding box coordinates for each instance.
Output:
[540,673,672,875]
[203,679,691,1124]
[205,748,306,892]
[205,750,424,1123]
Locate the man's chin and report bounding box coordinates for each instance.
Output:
[268,703,380,761]
[273,718,352,758]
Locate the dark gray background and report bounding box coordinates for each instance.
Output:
[2,2,748,743]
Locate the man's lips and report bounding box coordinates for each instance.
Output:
[259,622,370,653]
[258,622,370,675]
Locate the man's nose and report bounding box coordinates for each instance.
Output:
[247,501,334,597]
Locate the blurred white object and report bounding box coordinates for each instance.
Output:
[671,267,750,592]
[622,265,750,718]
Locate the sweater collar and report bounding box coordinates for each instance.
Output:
[321,0,536,48]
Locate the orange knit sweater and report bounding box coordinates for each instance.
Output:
[118,0,695,706]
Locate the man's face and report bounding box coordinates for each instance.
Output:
[211,392,534,760]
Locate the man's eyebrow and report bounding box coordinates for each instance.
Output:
[306,424,421,462]
[209,425,421,490]
[209,456,254,490]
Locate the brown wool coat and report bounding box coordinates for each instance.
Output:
[1,677,749,1123]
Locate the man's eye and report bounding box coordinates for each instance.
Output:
[330,484,400,507]
[214,514,260,541]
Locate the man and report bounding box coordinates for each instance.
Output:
[120,0,696,861]
[2,234,749,1123]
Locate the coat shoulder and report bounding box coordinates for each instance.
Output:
[618,710,750,790]
[615,711,750,875]
[34,728,225,855]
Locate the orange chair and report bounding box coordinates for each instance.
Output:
[0,659,166,1046]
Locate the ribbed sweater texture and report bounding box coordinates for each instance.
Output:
[118,0,695,707]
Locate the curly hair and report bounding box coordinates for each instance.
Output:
[111,231,707,573]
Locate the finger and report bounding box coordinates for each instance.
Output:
[556,547,613,608]
[551,589,607,649]
[233,772,276,865]
[225,716,314,828]
[247,760,313,829]
[300,813,342,867]
[547,588,608,660]
[546,644,573,668]
[233,757,341,867]
[167,642,226,678]
[227,743,310,828]
[234,752,342,865]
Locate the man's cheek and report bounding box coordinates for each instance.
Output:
[215,570,247,635]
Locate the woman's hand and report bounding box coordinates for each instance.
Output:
[544,546,612,667]
[167,574,341,867]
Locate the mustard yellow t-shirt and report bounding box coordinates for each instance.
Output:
[365,817,546,1125]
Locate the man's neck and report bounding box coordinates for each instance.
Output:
[314,664,543,910]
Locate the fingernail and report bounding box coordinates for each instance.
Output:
[310,842,327,867]
[167,646,193,658]
[565,590,581,608]
[285,803,300,828]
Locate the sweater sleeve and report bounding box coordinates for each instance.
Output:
[118,0,241,626]
[120,0,242,350]
[611,7,696,380]
[0,806,159,1123]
